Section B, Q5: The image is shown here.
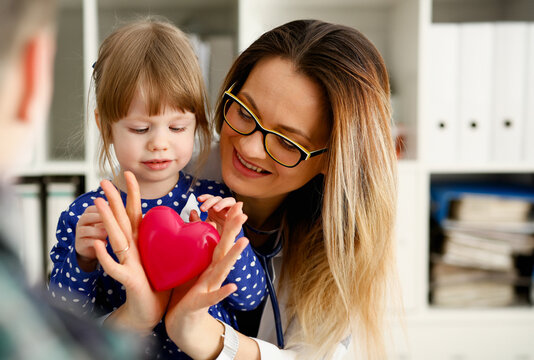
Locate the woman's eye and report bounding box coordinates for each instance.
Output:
[131,128,148,134]
[237,106,254,122]
[277,136,300,152]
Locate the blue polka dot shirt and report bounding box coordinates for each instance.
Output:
[48,172,266,359]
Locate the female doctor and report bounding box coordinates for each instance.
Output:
[94,19,398,360]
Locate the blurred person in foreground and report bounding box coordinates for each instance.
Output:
[0,0,139,358]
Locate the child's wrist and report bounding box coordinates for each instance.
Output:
[76,252,98,272]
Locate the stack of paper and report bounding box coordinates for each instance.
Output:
[430,184,534,307]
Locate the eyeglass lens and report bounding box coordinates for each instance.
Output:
[224,98,302,166]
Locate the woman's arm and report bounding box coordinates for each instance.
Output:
[93,172,171,334]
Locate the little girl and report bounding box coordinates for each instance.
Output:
[48,18,266,359]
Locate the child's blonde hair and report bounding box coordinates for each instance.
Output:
[92,17,211,176]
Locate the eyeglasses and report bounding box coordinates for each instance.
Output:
[222,84,328,168]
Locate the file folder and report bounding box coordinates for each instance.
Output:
[458,23,494,164]
[427,24,459,163]
[491,23,528,163]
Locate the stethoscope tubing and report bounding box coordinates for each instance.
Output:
[252,231,285,349]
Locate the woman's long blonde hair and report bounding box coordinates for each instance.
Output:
[216,20,398,359]
[92,17,211,177]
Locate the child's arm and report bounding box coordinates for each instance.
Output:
[49,206,102,315]
[223,241,267,311]
[49,200,122,317]
[197,194,267,311]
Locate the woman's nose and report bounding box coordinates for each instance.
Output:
[238,130,267,159]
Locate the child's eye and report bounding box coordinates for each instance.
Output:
[130,128,148,134]
[170,127,185,132]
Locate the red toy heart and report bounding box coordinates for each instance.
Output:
[138,206,220,291]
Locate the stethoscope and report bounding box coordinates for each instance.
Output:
[246,223,285,349]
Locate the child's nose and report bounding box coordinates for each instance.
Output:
[148,130,168,151]
[239,131,267,160]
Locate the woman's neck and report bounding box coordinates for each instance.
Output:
[235,193,286,247]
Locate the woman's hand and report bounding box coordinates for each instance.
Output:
[93,171,171,335]
[197,194,237,234]
[74,205,108,272]
[165,202,249,358]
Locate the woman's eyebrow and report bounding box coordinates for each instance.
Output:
[241,91,313,144]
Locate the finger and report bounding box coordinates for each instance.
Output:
[189,209,201,223]
[197,283,238,309]
[199,196,222,212]
[213,202,247,262]
[211,197,237,212]
[101,180,132,241]
[197,194,214,202]
[94,241,127,282]
[207,238,249,289]
[94,197,129,261]
[124,171,142,242]
[76,225,108,240]
[83,205,99,213]
[77,212,103,226]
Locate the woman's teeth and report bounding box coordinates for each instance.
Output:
[237,152,265,173]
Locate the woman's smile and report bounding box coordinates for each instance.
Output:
[234,150,270,175]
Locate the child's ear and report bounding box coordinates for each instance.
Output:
[94,109,101,131]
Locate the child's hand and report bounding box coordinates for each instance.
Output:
[75,205,108,272]
[197,194,237,234]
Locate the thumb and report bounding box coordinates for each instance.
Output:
[189,209,201,223]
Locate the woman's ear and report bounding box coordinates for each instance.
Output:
[320,159,327,175]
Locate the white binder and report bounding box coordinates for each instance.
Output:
[458,23,494,163]
[491,23,528,163]
[524,24,534,163]
[427,24,459,163]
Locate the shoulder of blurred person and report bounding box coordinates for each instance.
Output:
[0,184,143,359]
[0,1,143,358]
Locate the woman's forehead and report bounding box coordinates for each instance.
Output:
[241,57,330,146]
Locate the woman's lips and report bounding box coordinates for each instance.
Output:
[232,149,270,177]
[143,159,171,170]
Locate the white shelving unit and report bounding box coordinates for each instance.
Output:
[13,0,534,358]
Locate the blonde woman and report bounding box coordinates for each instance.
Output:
[96,19,398,359]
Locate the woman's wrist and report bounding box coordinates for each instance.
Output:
[166,312,225,359]
[103,303,154,336]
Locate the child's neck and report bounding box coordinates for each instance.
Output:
[113,172,180,200]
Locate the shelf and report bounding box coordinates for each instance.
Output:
[426,163,534,174]
[16,161,88,177]
[421,307,534,323]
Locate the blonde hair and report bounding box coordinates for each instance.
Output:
[92,17,210,176]
[216,20,398,359]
